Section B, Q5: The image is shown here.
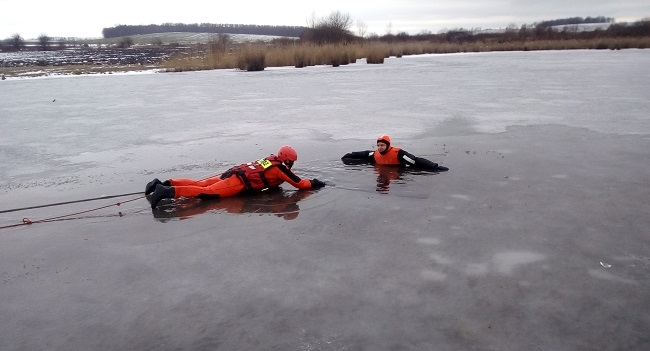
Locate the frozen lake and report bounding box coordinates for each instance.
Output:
[2,50,649,205]
[1,50,649,350]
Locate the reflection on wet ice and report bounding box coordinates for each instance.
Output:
[336,161,445,197]
[151,187,315,222]
[374,165,403,193]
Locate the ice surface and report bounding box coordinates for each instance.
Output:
[2,50,648,198]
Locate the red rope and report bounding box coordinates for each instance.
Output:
[1,173,222,230]
[0,195,145,230]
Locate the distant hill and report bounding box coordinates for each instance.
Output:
[78,32,292,46]
[102,23,307,39]
[550,23,613,32]
[539,16,614,27]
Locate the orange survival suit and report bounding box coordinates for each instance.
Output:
[146,145,326,209]
[170,155,316,199]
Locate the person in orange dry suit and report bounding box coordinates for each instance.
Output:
[145,145,326,209]
[341,134,449,172]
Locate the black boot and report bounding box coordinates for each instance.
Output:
[145,178,162,195]
[150,185,175,209]
[145,179,171,195]
[435,165,449,172]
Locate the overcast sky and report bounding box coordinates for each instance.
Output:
[1,0,649,39]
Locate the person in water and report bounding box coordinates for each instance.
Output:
[146,145,326,209]
[341,134,449,172]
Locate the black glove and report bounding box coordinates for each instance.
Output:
[310,178,326,188]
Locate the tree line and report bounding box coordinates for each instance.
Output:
[301,13,649,44]
[388,20,650,45]
[102,23,307,38]
[0,34,66,51]
[539,16,614,27]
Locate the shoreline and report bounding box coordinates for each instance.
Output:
[3,41,648,79]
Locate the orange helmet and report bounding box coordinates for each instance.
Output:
[277,145,298,163]
[377,134,391,146]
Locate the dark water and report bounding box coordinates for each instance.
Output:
[1,51,649,351]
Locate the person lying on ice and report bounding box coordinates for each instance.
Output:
[145,145,326,209]
[341,134,449,172]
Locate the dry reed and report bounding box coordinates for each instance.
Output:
[160,36,649,72]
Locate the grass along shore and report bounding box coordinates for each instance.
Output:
[148,36,650,72]
[2,36,649,79]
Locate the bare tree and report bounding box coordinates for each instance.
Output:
[306,12,318,29]
[385,22,393,36]
[10,33,25,51]
[302,10,355,43]
[38,34,51,51]
[356,19,368,38]
[326,11,353,32]
[117,36,134,48]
